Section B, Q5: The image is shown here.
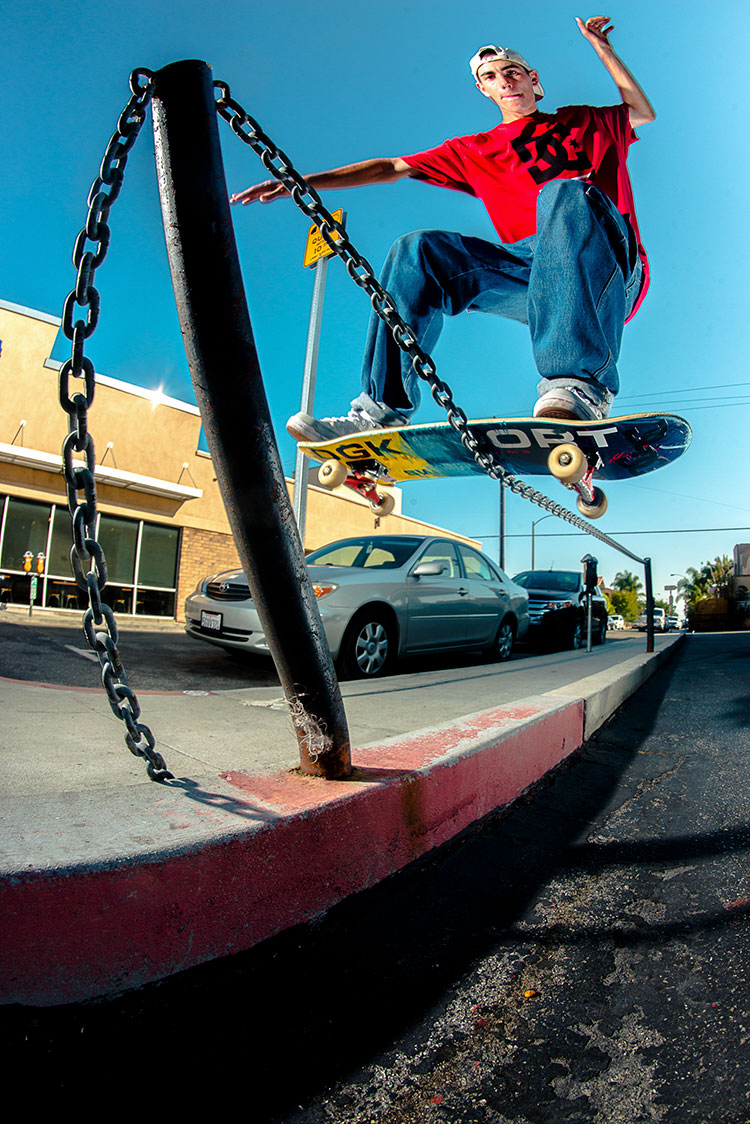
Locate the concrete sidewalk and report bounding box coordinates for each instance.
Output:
[0,629,683,1006]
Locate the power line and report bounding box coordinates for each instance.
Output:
[476,526,750,540]
[618,381,750,401]
[615,380,750,413]
[606,399,750,413]
[650,402,749,413]
[613,479,750,516]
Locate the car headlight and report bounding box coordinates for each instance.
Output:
[312,582,339,599]
[546,600,574,610]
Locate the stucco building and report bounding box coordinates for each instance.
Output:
[0,298,479,621]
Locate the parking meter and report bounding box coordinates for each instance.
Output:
[581,555,598,651]
[581,554,599,592]
[24,551,41,617]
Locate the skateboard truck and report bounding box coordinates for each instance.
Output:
[547,444,608,519]
[318,458,396,517]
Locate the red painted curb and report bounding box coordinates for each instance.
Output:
[1,697,583,1006]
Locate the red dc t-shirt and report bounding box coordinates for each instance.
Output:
[402,104,649,318]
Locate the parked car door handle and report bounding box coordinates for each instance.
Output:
[457,586,469,596]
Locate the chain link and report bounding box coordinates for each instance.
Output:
[213,81,646,563]
[59,68,173,782]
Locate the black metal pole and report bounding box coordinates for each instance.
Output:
[644,557,654,653]
[151,59,351,778]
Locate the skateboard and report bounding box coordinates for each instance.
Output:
[299,413,692,520]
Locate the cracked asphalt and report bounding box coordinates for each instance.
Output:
[2,632,748,1121]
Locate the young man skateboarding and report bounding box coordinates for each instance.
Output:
[232,15,655,441]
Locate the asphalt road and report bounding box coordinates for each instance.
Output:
[0,610,280,689]
[2,631,748,1122]
[0,607,639,692]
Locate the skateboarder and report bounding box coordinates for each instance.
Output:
[232,16,655,440]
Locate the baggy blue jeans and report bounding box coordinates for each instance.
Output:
[352,178,644,422]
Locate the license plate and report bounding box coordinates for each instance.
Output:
[200,610,222,632]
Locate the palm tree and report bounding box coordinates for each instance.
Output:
[678,556,734,609]
[678,566,711,610]
[700,555,734,598]
[613,570,644,596]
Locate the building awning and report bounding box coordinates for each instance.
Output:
[0,442,203,502]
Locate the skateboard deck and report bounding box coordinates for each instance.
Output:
[299,413,692,519]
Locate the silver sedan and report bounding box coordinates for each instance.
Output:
[185,534,529,678]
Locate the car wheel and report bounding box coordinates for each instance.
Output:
[339,609,395,679]
[490,618,516,662]
[569,618,584,650]
[593,617,607,645]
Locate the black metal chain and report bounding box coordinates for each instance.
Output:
[59,68,173,782]
[213,81,645,561]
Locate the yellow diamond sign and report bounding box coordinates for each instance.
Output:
[303,209,345,269]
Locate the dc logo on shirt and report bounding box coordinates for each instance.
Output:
[511,120,591,185]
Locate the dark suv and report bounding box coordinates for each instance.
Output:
[512,569,608,649]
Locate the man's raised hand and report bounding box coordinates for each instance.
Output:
[230,179,289,206]
[576,14,655,126]
[576,15,615,50]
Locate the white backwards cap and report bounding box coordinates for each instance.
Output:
[469,45,545,100]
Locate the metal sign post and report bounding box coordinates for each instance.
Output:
[665,583,676,614]
[293,210,345,547]
[644,558,655,653]
[498,483,506,570]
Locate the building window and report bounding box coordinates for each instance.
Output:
[138,523,179,588]
[135,523,180,617]
[98,514,138,585]
[0,497,49,571]
[0,495,180,617]
[45,505,83,609]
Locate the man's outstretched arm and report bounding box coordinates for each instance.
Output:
[576,15,656,127]
[231,157,414,205]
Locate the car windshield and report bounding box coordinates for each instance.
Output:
[513,570,580,592]
[306,536,423,570]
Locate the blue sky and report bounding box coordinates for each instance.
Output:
[3,0,749,602]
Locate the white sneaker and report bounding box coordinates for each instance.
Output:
[533,385,614,422]
[286,407,407,442]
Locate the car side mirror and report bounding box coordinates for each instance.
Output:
[412,560,447,577]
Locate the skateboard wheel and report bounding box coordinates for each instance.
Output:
[548,443,587,484]
[576,486,608,519]
[371,491,395,517]
[318,459,348,489]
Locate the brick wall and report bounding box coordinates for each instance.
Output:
[175,526,241,622]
